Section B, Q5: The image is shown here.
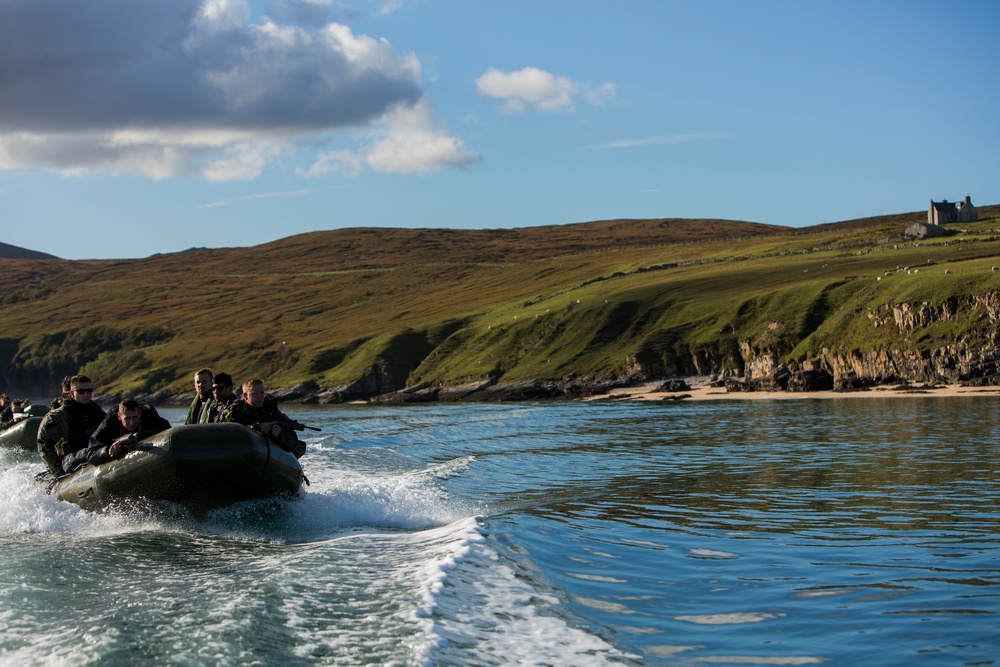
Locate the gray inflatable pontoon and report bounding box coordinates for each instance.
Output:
[51,423,304,512]
[0,415,45,451]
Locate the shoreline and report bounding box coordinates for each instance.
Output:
[585,381,1000,402]
[79,377,1000,408]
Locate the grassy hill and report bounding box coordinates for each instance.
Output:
[1,208,998,399]
[0,241,58,260]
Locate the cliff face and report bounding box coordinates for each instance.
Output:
[816,346,999,386]
[730,291,1000,389]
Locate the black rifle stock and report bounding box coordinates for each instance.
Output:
[227,408,320,432]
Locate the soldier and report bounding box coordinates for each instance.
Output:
[36,375,108,476]
[222,377,306,458]
[50,376,72,409]
[61,398,171,473]
[185,367,214,425]
[204,372,237,423]
[0,398,24,429]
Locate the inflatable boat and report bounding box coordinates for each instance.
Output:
[0,405,50,451]
[50,423,304,512]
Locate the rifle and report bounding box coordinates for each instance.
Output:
[275,417,321,432]
[108,432,139,458]
[225,408,320,432]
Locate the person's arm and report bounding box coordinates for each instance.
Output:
[61,443,108,473]
[36,412,68,475]
[62,432,139,473]
[61,416,115,473]
[88,416,114,448]
[272,409,307,458]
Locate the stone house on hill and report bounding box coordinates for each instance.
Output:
[928,195,978,225]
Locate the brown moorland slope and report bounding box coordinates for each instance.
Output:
[134,217,787,273]
[0,241,58,260]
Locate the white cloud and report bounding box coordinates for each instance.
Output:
[365,110,477,174]
[0,0,463,181]
[299,149,366,178]
[476,67,575,113]
[300,99,479,177]
[201,142,283,182]
[475,66,615,114]
[584,82,618,108]
[192,0,249,34]
[376,0,408,17]
[588,134,722,149]
[193,188,315,210]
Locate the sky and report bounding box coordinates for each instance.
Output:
[1,0,998,260]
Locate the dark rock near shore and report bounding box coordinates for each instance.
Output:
[655,379,691,392]
[960,374,1000,387]
[271,381,320,402]
[787,369,834,392]
[438,380,495,401]
[465,380,565,401]
[371,384,440,404]
[724,367,833,393]
[560,375,635,398]
[724,377,749,393]
[834,375,875,392]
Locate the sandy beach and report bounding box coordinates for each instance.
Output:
[586,379,1000,402]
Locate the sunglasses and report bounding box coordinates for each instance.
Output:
[74,388,95,394]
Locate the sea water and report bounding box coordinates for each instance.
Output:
[0,397,997,665]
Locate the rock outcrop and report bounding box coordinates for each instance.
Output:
[723,292,999,393]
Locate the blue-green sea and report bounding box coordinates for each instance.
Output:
[1,397,998,665]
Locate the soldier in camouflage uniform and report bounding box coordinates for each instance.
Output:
[36,375,107,476]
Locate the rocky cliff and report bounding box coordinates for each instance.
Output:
[722,290,1000,392]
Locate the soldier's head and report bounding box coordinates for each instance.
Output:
[117,398,142,433]
[212,373,234,402]
[242,378,266,409]
[70,375,95,405]
[193,368,213,399]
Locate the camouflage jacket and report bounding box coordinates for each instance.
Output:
[36,399,108,475]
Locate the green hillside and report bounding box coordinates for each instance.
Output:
[1,208,998,399]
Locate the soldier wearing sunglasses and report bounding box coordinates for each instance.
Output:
[36,375,108,476]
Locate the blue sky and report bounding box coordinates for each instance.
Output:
[1,0,997,260]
